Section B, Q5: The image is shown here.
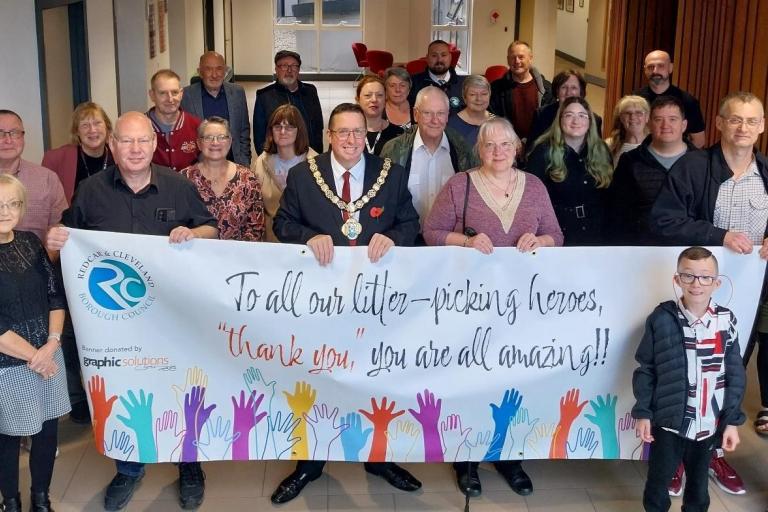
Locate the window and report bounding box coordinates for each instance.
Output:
[431,0,471,73]
[273,0,362,73]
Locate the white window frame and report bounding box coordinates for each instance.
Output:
[431,0,472,73]
[273,0,364,74]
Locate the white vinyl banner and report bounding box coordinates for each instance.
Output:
[60,229,765,464]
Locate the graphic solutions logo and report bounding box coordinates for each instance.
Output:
[78,251,156,320]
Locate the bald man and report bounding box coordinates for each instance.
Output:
[634,50,706,148]
[46,111,217,510]
[181,51,252,166]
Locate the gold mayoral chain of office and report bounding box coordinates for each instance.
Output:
[308,156,391,241]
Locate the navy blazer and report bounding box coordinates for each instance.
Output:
[181,81,252,166]
[273,152,420,247]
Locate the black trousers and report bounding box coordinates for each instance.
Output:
[643,426,718,512]
[756,332,768,407]
[295,460,393,476]
[454,460,523,474]
[0,419,59,499]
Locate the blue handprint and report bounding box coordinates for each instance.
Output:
[243,367,277,458]
[483,388,522,461]
[584,394,619,458]
[116,389,157,463]
[105,429,135,460]
[566,426,599,459]
[340,412,373,461]
[268,410,301,460]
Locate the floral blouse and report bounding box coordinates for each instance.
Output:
[181,163,266,241]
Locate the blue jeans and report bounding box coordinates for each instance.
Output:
[115,460,145,478]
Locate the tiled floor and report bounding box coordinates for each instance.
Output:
[16,361,768,511]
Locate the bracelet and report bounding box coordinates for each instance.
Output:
[47,333,61,345]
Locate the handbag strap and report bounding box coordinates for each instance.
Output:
[462,171,470,235]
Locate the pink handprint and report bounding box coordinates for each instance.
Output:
[231,390,266,460]
[408,389,443,462]
[440,414,472,462]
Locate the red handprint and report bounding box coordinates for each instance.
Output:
[549,388,588,459]
[359,397,405,461]
[88,375,118,454]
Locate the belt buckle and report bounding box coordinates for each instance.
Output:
[575,205,585,219]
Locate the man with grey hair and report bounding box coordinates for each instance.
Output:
[381,86,477,233]
[46,111,218,511]
[181,51,252,166]
[635,50,707,148]
[651,91,767,497]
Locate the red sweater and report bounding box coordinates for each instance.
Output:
[148,109,201,171]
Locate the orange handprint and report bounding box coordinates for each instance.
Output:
[88,375,118,454]
[549,388,588,459]
[359,397,405,461]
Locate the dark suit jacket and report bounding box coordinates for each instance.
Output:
[273,152,420,247]
[180,81,252,166]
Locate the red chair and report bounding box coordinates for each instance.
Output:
[366,50,394,77]
[450,48,461,69]
[485,65,508,83]
[406,58,428,75]
[352,42,368,81]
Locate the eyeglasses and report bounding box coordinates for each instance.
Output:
[272,124,298,133]
[417,109,448,120]
[563,112,590,121]
[621,110,647,118]
[0,200,23,212]
[331,128,366,139]
[113,136,154,146]
[722,116,763,127]
[0,130,24,140]
[676,272,716,286]
[482,141,516,153]
[276,64,300,71]
[200,134,231,143]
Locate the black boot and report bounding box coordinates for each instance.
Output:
[0,493,21,512]
[29,492,53,512]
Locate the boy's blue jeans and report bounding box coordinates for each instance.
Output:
[643,426,719,512]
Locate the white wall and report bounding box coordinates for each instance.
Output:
[231,0,273,75]
[86,0,119,122]
[471,0,516,74]
[556,0,589,63]
[0,1,45,162]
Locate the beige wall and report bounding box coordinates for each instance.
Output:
[520,0,556,80]
[231,0,273,75]
[556,0,589,62]
[0,1,44,161]
[42,7,74,149]
[86,0,119,121]
[585,0,607,82]
[470,0,516,74]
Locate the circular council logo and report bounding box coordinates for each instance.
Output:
[77,252,156,321]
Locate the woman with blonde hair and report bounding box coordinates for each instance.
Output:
[41,101,113,202]
[605,95,650,164]
[447,74,495,148]
[527,96,613,245]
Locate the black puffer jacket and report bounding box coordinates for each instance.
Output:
[632,301,746,431]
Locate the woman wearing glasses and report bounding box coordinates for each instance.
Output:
[252,105,318,241]
[42,102,114,202]
[0,174,68,512]
[423,117,561,499]
[526,97,613,245]
[605,95,650,165]
[355,75,404,155]
[180,116,265,241]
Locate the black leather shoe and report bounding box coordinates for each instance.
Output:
[270,470,322,504]
[495,462,533,496]
[454,463,482,497]
[178,462,205,509]
[104,472,143,511]
[364,463,421,492]
[0,493,21,512]
[30,491,53,512]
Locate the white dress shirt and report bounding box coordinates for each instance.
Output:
[408,129,454,221]
[330,152,365,221]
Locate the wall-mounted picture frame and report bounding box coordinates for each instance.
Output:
[557,0,564,10]
[566,0,575,12]
[579,0,585,7]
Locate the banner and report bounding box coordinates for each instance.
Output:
[60,230,765,464]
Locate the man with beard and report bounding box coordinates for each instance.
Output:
[253,50,324,155]
[408,40,466,115]
[635,50,706,148]
[489,41,554,144]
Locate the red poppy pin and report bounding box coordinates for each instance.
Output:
[370,206,384,219]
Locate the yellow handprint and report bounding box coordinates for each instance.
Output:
[283,381,316,459]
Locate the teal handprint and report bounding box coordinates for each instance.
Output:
[116,389,157,463]
[584,394,619,458]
